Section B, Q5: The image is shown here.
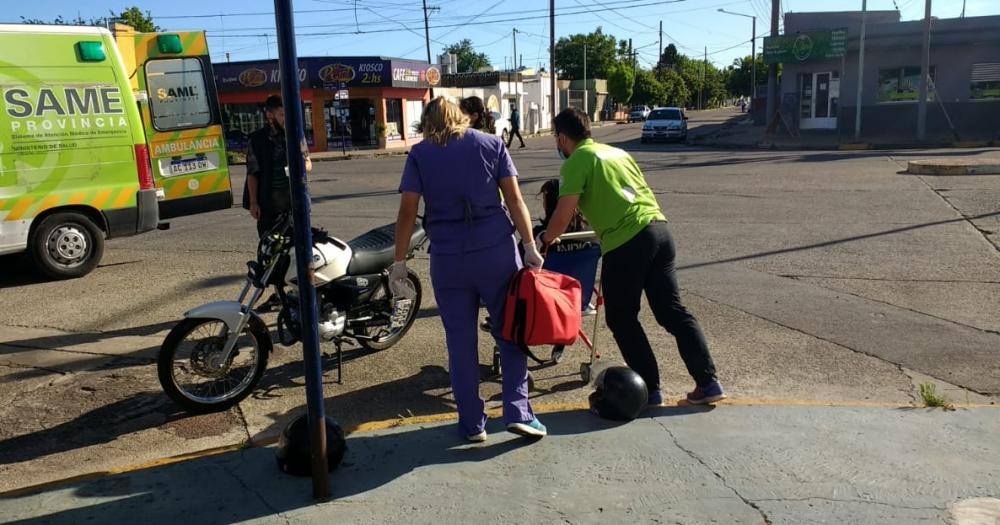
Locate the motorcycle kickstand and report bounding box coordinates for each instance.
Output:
[336,340,343,384]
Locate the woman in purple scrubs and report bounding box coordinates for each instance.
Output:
[391,97,547,442]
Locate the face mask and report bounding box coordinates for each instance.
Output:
[557,148,567,160]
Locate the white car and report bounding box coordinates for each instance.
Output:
[628,105,651,123]
[641,107,688,143]
[491,111,511,143]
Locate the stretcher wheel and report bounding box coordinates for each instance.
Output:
[550,345,565,364]
[491,346,501,376]
[580,363,592,383]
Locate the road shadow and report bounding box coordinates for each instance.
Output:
[678,211,1000,272]
[4,408,711,525]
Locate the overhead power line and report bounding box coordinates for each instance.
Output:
[202,0,689,38]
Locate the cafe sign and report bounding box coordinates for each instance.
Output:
[215,57,440,92]
[763,28,847,65]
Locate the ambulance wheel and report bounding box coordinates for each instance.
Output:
[580,363,592,384]
[29,212,104,280]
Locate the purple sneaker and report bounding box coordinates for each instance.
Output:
[686,381,726,405]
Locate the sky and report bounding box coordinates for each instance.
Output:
[7,0,996,71]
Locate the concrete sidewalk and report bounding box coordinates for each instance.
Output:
[2,404,998,524]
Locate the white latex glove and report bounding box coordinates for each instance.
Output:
[523,241,545,270]
[388,261,416,300]
[535,230,559,248]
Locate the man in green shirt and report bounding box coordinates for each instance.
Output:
[538,108,724,406]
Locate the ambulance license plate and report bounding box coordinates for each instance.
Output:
[168,158,212,176]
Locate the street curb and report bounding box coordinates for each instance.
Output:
[907,159,1000,175]
[691,137,998,152]
[2,399,996,499]
[311,150,410,163]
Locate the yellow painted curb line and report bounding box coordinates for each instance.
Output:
[2,398,995,499]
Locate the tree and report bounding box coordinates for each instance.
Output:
[657,43,681,70]
[607,63,635,106]
[443,39,491,73]
[656,67,689,107]
[118,7,159,32]
[554,28,619,80]
[724,54,765,98]
[21,6,159,31]
[633,69,666,107]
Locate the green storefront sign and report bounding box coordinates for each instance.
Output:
[763,28,848,65]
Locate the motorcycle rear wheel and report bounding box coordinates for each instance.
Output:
[358,270,422,351]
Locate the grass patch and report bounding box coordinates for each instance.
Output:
[918,382,955,410]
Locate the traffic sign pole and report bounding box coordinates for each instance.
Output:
[272,0,330,499]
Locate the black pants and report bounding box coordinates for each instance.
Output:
[601,222,718,390]
[506,128,525,147]
[256,187,292,237]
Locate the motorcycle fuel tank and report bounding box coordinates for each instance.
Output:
[287,237,353,286]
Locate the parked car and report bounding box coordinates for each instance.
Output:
[641,107,689,143]
[627,105,652,123]
[490,111,511,143]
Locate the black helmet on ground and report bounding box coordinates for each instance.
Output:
[275,414,347,476]
[588,366,648,421]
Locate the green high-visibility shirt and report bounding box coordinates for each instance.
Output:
[558,139,666,253]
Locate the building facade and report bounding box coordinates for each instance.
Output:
[214,57,440,152]
[774,12,1000,140]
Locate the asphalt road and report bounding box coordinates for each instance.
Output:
[2,109,999,491]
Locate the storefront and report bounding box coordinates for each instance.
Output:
[775,11,1000,140]
[214,57,440,152]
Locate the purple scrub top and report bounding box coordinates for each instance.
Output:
[399,128,517,255]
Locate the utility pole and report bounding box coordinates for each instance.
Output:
[513,28,519,70]
[422,0,439,65]
[583,43,589,116]
[659,20,663,65]
[699,46,706,110]
[854,0,867,141]
[751,16,756,109]
[917,0,932,140]
[628,38,635,77]
[550,0,556,123]
[765,0,779,127]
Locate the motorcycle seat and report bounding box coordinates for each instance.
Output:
[346,223,426,275]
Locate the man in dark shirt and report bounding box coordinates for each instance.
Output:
[244,95,312,237]
[506,105,526,149]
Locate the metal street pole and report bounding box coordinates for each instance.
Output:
[583,43,588,117]
[751,16,756,110]
[550,0,556,123]
[659,20,663,65]
[917,0,932,140]
[718,9,757,110]
[513,28,518,70]
[766,0,779,127]
[854,0,867,141]
[273,0,329,499]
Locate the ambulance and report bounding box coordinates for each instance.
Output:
[0,24,231,279]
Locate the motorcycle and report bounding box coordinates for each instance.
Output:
[157,213,428,414]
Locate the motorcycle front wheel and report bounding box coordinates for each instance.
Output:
[157,316,271,414]
[358,270,423,351]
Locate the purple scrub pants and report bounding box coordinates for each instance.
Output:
[430,236,535,436]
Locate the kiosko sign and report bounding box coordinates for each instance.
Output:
[763,28,848,65]
[215,57,439,92]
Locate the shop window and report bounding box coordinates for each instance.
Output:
[405,100,424,138]
[146,58,213,131]
[970,63,1000,100]
[386,99,404,141]
[302,101,314,148]
[221,103,265,153]
[877,66,935,103]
